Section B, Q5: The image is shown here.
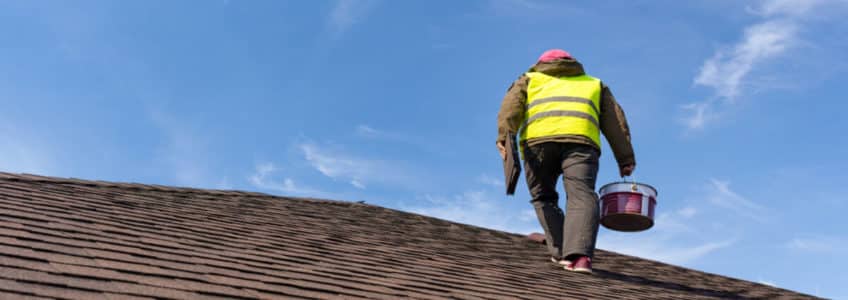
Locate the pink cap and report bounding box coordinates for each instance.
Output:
[537,49,573,63]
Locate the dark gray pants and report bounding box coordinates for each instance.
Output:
[523,142,600,259]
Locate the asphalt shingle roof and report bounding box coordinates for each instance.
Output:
[0,172,818,299]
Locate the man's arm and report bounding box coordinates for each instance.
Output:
[496,75,529,159]
[599,83,636,176]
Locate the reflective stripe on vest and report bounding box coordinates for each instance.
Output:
[520,72,602,147]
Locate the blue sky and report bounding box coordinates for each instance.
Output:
[1,0,846,298]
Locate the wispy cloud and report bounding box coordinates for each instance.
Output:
[149,110,225,189]
[299,142,421,190]
[484,0,589,19]
[327,0,378,36]
[476,174,504,187]
[750,0,832,17]
[354,125,414,143]
[599,204,735,265]
[405,189,539,234]
[215,178,233,190]
[757,279,777,287]
[248,162,330,197]
[0,124,54,175]
[682,0,840,130]
[601,238,734,265]
[354,124,443,154]
[300,143,373,189]
[693,20,797,102]
[786,236,848,253]
[646,205,700,234]
[678,206,698,218]
[706,178,771,222]
[518,209,537,222]
[355,125,381,138]
[680,102,714,132]
[490,0,544,11]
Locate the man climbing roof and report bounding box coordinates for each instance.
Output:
[496,49,636,274]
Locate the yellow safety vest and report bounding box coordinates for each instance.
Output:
[520,72,602,148]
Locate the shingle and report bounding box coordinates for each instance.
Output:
[106,282,198,299]
[93,258,204,280]
[0,172,822,300]
[0,266,117,296]
[0,253,56,272]
[0,290,55,300]
[0,277,108,299]
[1,234,92,257]
[0,224,34,240]
[242,286,337,300]
[102,292,158,300]
[0,240,99,267]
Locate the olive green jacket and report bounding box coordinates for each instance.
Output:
[496,59,636,168]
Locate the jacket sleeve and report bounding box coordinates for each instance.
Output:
[599,83,636,167]
[496,75,529,143]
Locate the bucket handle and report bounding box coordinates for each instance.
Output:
[622,175,638,192]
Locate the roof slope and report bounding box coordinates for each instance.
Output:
[0,172,817,300]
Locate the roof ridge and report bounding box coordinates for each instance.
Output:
[0,171,255,195]
[0,171,526,235]
[0,171,277,198]
[0,171,371,207]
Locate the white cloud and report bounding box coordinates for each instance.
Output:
[353,124,446,156]
[598,196,734,265]
[355,124,411,143]
[678,206,698,218]
[0,124,54,175]
[327,0,378,35]
[248,162,277,185]
[786,236,848,253]
[485,0,590,19]
[706,179,771,222]
[752,0,830,17]
[599,176,791,265]
[350,179,366,189]
[680,102,712,130]
[150,111,218,188]
[300,143,375,189]
[405,190,539,234]
[299,142,422,190]
[646,204,705,236]
[355,125,381,138]
[216,178,233,190]
[757,279,777,287]
[518,209,537,222]
[493,0,543,11]
[599,237,734,265]
[476,174,504,187]
[682,0,843,130]
[694,20,797,101]
[248,162,328,197]
[149,110,240,189]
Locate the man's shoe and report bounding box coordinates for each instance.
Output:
[550,257,572,267]
[564,256,592,274]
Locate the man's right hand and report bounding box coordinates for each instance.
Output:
[496,141,506,160]
[620,163,635,177]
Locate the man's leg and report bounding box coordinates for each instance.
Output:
[561,144,601,259]
[523,142,564,259]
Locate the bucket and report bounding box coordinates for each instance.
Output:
[599,181,658,232]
